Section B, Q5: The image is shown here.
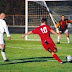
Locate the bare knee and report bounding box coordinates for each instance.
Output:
[54,48,57,53]
[66,32,69,37]
[0,44,5,50]
[48,48,55,55]
[48,48,52,53]
[48,47,57,53]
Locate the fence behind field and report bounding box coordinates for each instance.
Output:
[6,15,25,26]
[6,15,72,33]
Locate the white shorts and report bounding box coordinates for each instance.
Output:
[60,29,68,34]
[0,33,5,45]
[64,29,68,33]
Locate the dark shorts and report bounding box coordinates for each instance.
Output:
[59,28,67,33]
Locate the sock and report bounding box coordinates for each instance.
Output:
[67,37,70,43]
[1,51,7,60]
[0,46,3,50]
[53,54,62,63]
[58,36,61,42]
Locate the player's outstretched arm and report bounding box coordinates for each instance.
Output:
[68,20,72,23]
[50,29,62,38]
[22,31,32,38]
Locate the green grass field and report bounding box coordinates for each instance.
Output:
[0,34,72,72]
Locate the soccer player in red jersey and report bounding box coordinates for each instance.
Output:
[56,15,72,44]
[22,18,63,63]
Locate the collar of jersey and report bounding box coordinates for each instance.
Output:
[41,23,46,26]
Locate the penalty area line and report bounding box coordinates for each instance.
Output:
[6,46,72,50]
[6,46,43,49]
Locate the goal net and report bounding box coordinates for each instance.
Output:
[25,0,72,42]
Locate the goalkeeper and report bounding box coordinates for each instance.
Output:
[56,15,72,44]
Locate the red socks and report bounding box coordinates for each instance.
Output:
[53,54,62,63]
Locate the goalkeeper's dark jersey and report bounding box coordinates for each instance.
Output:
[56,19,72,32]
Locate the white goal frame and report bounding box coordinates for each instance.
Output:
[25,0,72,41]
[25,0,57,40]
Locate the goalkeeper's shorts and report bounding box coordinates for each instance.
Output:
[59,29,68,34]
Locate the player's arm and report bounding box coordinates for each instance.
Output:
[3,20,11,40]
[22,31,33,38]
[67,20,72,23]
[56,22,60,28]
[56,22,60,33]
[50,29,62,38]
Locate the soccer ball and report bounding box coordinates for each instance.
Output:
[66,55,72,62]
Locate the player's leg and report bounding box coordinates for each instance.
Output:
[0,33,8,62]
[0,44,8,61]
[66,32,70,44]
[48,48,62,63]
[64,29,70,44]
[57,32,61,44]
[0,45,3,50]
[43,40,62,63]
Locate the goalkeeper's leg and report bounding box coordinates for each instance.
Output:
[57,32,61,44]
[66,32,70,44]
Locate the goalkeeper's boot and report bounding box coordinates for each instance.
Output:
[57,42,60,44]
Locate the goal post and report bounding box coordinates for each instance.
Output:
[25,0,28,40]
[25,0,57,41]
[25,0,72,42]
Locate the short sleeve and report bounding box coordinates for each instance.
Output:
[47,25,52,31]
[32,27,39,34]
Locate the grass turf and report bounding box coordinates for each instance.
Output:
[0,34,72,72]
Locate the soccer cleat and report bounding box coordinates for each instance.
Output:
[68,42,70,44]
[4,59,10,62]
[60,62,63,64]
[57,42,60,44]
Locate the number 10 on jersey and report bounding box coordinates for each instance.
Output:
[40,27,48,33]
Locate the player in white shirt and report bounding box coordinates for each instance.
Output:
[0,13,11,62]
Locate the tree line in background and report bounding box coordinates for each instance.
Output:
[0,0,25,15]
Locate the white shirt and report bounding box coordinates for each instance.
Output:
[0,19,11,37]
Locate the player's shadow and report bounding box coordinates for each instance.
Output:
[0,57,71,65]
[16,57,53,60]
[61,61,72,64]
[0,57,53,65]
[69,61,72,63]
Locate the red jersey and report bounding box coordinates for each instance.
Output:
[32,24,55,51]
[32,24,51,41]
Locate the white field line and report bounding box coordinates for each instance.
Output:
[0,59,66,62]
[6,46,43,49]
[5,39,72,43]
[6,46,72,50]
